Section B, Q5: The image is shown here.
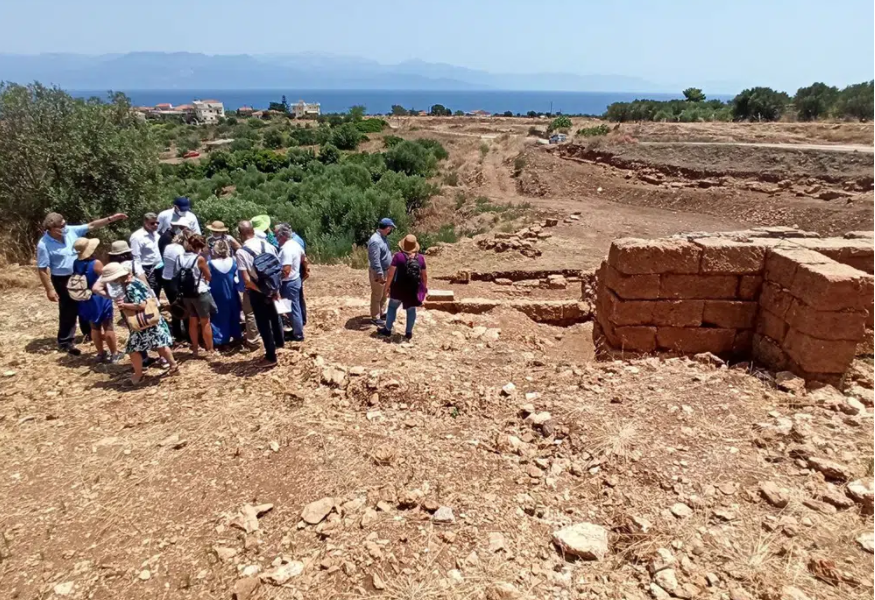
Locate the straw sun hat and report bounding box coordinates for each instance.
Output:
[398,234,420,254]
[72,237,100,260]
[98,262,131,283]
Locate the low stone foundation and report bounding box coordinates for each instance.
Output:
[594,228,874,383]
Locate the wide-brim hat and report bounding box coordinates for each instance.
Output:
[108,240,132,255]
[207,220,229,233]
[251,215,271,232]
[98,262,130,283]
[73,237,100,260]
[398,234,420,254]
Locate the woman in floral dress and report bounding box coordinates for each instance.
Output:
[97,263,178,384]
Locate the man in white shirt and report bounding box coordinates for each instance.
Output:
[236,220,284,366]
[157,197,201,235]
[276,223,306,342]
[129,212,164,298]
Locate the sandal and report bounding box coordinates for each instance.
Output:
[164,364,179,376]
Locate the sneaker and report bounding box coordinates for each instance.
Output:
[63,346,82,357]
[404,332,414,341]
[371,318,385,327]
[96,352,107,363]
[376,327,391,337]
[110,352,125,364]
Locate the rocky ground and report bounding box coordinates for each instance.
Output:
[1,119,872,600]
[1,262,872,600]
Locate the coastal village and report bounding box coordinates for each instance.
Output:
[134,99,322,124]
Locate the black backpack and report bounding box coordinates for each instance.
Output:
[243,242,282,295]
[401,253,421,287]
[175,255,202,298]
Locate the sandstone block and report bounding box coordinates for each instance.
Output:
[764,247,831,288]
[752,333,788,371]
[651,300,704,327]
[790,261,869,311]
[602,289,654,326]
[784,299,866,341]
[756,308,788,344]
[703,300,758,329]
[790,238,874,274]
[656,327,735,354]
[738,275,763,300]
[599,319,657,352]
[604,263,661,299]
[694,238,766,274]
[608,238,701,275]
[661,274,738,299]
[783,328,857,374]
[759,282,793,318]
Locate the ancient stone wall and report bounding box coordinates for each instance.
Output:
[594,229,874,383]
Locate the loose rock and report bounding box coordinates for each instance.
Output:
[301,497,335,524]
[551,522,609,560]
[433,506,455,523]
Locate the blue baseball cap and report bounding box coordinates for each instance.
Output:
[379,218,396,229]
[173,196,191,211]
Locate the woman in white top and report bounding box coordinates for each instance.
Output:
[177,235,215,357]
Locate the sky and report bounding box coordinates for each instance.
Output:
[1,0,873,91]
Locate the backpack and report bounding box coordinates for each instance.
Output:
[67,261,92,301]
[401,253,421,287]
[175,254,202,298]
[244,242,282,295]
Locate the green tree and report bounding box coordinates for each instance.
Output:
[682,87,706,102]
[0,83,160,259]
[429,104,451,116]
[263,128,287,149]
[348,105,366,121]
[502,111,513,117]
[526,110,538,118]
[794,82,839,121]
[453,110,465,116]
[731,87,790,121]
[391,105,409,116]
[384,140,436,177]
[833,81,874,121]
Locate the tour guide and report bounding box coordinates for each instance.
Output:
[367,218,395,326]
[37,211,128,355]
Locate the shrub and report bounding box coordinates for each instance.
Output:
[794,82,839,121]
[576,124,611,137]
[479,142,489,159]
[263,128,286,149]
[415,138,449,160]
[732,87,790,121]
[329,123,363,150]
[682,87,706,102]
[548,115,572,132]
[355,118,387,133]
[319,143,341,164]
[833,81,874,120]
[384,140,437,177]
[231,138,254,152]
[512,155,526,176]
[527,126,545,138]
[383,135,403,148]
[418,224,458,250]
[442,170,460,186]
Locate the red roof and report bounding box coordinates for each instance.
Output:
[155,103,172,109]
[175,104,194,110]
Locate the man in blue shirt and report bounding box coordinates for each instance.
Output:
[37,211,128,354]
[367,218,395,326]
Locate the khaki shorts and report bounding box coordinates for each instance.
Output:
[182,292,216,319]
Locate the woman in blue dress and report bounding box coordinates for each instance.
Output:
[71,238,120,362]
[208,240,243,347]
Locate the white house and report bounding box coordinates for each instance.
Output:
[292,100,321,118]
[192,99,225,124]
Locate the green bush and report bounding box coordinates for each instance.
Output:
[355,118,387,133]
[576,124,611,137]
[794,82,839,121]
[417,224,458,250]
[512,155,526,176]
[548,115,572,132]
[329,123,363,150]
[731,87,790,121]
[0,84,160,258]
[833,81,874,120]
[385,140,437,177]
[319,143,341,164]
[263,128,286,149]
[682,87,706,102]
[383,135,403,148]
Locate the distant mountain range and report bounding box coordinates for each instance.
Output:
[0,52,668,92]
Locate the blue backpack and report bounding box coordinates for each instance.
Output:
[243,242,282,295]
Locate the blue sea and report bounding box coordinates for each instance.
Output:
[69,89,727,116]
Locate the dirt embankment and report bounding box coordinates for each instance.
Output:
[551,143,874,187]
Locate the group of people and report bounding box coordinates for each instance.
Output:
[36,197,429,384]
